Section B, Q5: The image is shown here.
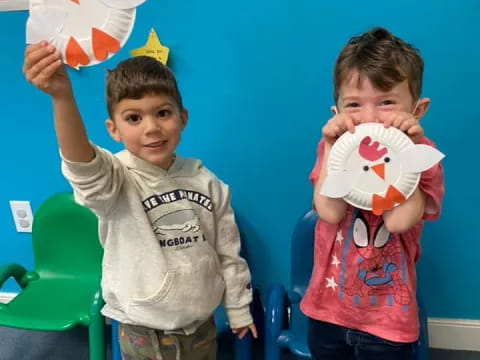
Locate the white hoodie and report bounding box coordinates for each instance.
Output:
[61,145,253,334]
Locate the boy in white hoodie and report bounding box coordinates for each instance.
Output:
[23,41,257,360]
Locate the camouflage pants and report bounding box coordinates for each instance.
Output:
[118,317,217,360]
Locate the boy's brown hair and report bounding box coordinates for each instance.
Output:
[333,27,424,103]
[106,56,183,118]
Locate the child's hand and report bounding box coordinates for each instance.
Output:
[23,41,71,99]
[381,111,424,143]
[232,323,258,340]
[322,113,358,146]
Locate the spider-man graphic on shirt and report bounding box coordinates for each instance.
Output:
[343,211,411,306]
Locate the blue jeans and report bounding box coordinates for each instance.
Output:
[307,318,415,360]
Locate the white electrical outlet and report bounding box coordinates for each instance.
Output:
[9,201,34,233]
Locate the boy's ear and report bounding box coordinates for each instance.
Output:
[180,108,188,130]
[105,119,121,142]
[413,98,430,120]
[330,106,338,115]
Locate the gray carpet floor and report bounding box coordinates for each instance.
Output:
[0,327,93,360]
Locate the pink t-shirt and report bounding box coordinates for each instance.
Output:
[300,137,444,343]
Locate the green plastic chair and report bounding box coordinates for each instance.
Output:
[0,193,105,360]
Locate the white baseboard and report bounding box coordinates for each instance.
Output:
[428,317,480,351]
[0,292,17,304]
[0,292,114,325]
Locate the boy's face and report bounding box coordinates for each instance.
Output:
[106,94,187,169]
[335,71,425,122]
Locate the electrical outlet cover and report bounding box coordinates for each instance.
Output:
[9,201,34,233]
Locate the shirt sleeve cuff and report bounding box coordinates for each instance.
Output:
[226,306,253,329]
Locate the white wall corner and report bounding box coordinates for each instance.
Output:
[0,0,29,11]
[428,317,480,352]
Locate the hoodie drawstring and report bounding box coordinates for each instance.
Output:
[149,329,181,360]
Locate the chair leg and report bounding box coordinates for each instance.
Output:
[235,333,252,360]
[417,302,429,360]
[89,313,106,360]
[111,319,122,360]
[265,285,286,360]
[417,295,429,360]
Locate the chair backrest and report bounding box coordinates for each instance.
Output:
[32,193,102,280]
[290,209,318,297]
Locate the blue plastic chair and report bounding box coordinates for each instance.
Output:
[111,305,253,359]
[265,209,429,360]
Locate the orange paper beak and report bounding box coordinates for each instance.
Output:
[371,163,385,180]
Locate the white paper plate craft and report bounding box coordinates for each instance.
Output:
[99,0,146,9]
[320,123,444,215]
[26,0,145,68]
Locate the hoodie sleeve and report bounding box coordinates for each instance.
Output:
[61,145,125,217]
[212,180,253,329]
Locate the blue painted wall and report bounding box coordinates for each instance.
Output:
[0,1,478,319]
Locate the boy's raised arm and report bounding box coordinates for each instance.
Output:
[23,41,94,163]
[52,93,94,162]
[312,113,358,224]
[313,142,348,224]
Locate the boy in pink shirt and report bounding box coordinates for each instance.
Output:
[300,27,444,359]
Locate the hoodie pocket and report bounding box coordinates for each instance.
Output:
[128,256,225,328]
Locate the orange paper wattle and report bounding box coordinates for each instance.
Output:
[65,37,90,68]
[372,185,406,215]
[92,28,120,61]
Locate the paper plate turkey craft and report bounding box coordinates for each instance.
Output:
[321,123,444,215]
[26,0,147,68]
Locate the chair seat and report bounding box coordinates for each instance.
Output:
[0,279,98,331]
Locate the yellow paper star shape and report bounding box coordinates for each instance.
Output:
[130,28,169,65]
